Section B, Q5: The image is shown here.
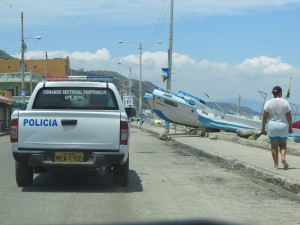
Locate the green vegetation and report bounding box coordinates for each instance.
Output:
[0,50,15,60]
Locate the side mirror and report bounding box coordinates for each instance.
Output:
[125,107,136,118]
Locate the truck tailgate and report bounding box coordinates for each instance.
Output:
[17,111,121,150]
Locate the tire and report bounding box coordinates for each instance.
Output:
[15,161,33,187]
[113,156,129,187]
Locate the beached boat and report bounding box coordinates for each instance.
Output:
[145,87,300,142]
[196,107,262,132]
[144,92,155,109]
[144,87,205,128]
[176,90,261,131]
[145,87,262,131]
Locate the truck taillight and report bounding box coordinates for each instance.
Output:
[10,118,18,143]
[120,121,129,145]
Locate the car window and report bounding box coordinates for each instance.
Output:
[32,87,119,110]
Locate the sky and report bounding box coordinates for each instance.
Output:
[1,0,300,110]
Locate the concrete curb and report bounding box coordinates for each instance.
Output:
[141,126,300,194]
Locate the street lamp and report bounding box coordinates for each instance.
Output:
[20,12,42,103]
[118,40,162,128]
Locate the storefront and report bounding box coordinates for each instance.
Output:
[0,72,43,131]
[0,96,15,131]
[0,72,43,100]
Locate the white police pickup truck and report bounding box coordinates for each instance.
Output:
[10,76,136,187]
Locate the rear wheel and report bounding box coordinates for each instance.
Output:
[15,161,33,187]
[113,156,129,187]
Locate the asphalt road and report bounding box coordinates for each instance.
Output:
[0,126,299,225]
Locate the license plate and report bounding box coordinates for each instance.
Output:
[54,152,84,162]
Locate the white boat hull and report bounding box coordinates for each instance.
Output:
[146,89,200,128]
[197,107,261,132]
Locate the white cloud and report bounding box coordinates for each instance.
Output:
[15,48,112,70]
[235,56,294,75]
[16,48,300,104]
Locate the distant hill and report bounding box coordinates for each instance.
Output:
[70,69,155,108]
[0,50,15,60]
[218,97,263,114]
[207,101,261,118]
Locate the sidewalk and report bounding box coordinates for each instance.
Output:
[0,126,10,137]
[0,131,9,137]
[137,123,300,194]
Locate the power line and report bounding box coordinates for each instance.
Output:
[148,0,168,42]
[0,0,21,12]
[144,0,169,51]
[0,0,12,8]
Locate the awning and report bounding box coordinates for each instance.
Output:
[0,96,16,105]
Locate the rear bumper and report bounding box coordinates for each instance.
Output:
[13,150,126,169]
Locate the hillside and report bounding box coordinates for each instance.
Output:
[70,69,155,108]
[207,102,260,118]
[0,50,15,60]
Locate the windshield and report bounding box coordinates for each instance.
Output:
[2,1,300,225]
[32,87,118,110]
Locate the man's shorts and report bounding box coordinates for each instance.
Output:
[269,136,288,142]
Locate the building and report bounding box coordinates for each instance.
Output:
[0,57,70,77]
[0,72,43,100]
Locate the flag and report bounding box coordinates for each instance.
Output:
[286,83,290,99]
[161,68,168,82]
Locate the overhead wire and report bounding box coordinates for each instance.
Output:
[0,0,13,9]
[144,0,169,51]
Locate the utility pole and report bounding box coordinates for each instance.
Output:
[118,40,162,127]
[165,0,174,133]
[21,12,25,103]
[139,43,143,128]
[167,0,173,90]
[30,65,33,94]
[45,51,49,76]
[129,66,132,97]
[20,12,41,103]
